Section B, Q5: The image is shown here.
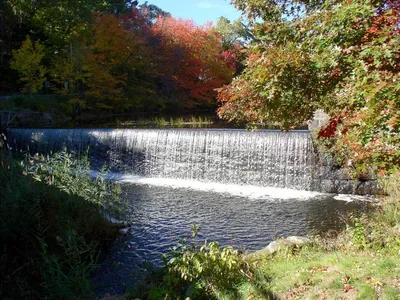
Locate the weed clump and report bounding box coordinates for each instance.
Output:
[0,134,121,298]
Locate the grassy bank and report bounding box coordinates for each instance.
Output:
[243,177,400,299]
[114,116,215,128]
[0,135,122,299]
[124,175,400,300]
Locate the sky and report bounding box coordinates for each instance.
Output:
[142,0,242,25]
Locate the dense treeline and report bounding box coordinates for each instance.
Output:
[217,0,400,175]
[0,0,245,113]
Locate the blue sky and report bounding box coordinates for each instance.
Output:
[143,0,242,25]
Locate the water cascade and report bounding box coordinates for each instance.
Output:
[9,128,321,191]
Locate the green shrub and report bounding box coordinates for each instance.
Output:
[128,226,257,299]
[12,96,24,107]
[0,141,121,298]
[167,226,252,297]
[153,116,168,127]
[27,149,121,211]
[58,102,73,116]
[347,174,400,253]
[380,174,400,226]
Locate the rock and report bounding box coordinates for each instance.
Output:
[119,227,130,235]
[355,180,380,195]
[308,109,329,132]
[320,180,338,193]
[264,240,280,255]
[285,236,312,246]
[336,180,355,194]
[313,138,381,195]
[104,213,130,230]
[334,168,352,180]
[334,194,378,203]
[250,236,312,258]
[248,240,280,257]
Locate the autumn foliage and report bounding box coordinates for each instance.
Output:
[84,13,155,110]
[151,17,235,108]
[218,0,400,175]
[82,11,234,111]
[5,1,237,113]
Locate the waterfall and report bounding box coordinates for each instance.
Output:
[8,128,320,191]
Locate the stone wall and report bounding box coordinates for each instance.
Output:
[316,155,380,195]
[308,110,380,195]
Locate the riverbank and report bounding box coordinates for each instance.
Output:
[242,185,400,299]
[120,175,399,299]
[0,137,122,298]
[0,94,289,129]
[0,94,221,129]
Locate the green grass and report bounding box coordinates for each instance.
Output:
[244,248,399,299]
[169,117,185,127]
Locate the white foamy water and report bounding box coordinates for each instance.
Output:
[104,173,323,200]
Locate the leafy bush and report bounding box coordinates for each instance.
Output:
[348,174,400,252]
[12,96,24,107]
[167,226,252,298]
[0,138,121,298]
[128,226,257,299]
[27,149,121,212]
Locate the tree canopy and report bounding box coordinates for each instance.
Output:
[10,36,47,94]
[1,1,243,113]
[217,0,400,174]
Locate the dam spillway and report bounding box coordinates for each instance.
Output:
[8,128,321,191]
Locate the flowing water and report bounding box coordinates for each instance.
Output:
[8,128,367,294]
[9,128,320,190]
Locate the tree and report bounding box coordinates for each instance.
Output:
[152,17,235,108]
[0,0,37,92]
[216,17,253,74]
[51,41,86,96]
[139,1,171,25]
[103,0,135,15]
[216,17,253,50]
[84,13,155,111]
[217,0,400,174]
[32,0,105,46]
[10,36,47,94]
[0,0,141,93]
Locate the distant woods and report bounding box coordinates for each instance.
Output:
[0,0,249,113]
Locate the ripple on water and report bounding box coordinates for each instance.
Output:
[93,181,368,296]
